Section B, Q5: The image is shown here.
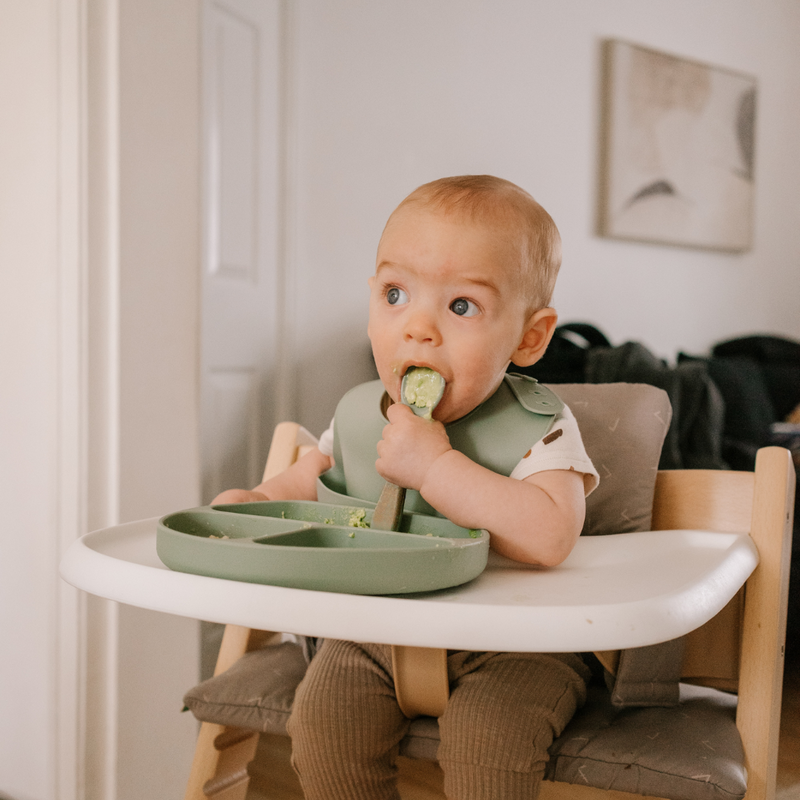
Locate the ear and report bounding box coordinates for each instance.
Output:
[510,307,558,367]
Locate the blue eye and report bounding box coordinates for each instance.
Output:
[450,298,478,317]
[386,287,409,305]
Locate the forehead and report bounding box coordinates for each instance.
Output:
[377,206,522,282]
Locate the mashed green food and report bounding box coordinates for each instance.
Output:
[348,508,370,528]
[403,368,444,419]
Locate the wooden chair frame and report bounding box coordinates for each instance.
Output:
[184,422,795,800]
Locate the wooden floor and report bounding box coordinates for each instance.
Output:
[247,656,800,800]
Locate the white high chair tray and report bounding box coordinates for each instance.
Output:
[60,518,758,652]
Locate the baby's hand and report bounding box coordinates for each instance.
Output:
[211,488,269,505]
[376,403,452,490]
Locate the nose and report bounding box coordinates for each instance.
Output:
[403,306,442,346]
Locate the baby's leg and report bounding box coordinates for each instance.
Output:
[287,639,410,800]
[438,652,589,800]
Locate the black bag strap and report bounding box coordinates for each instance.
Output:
[555,323,612,350]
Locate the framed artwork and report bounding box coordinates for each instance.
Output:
[599,40,757,252]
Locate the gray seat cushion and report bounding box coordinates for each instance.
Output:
[185,642,306,734]
[184,643,746,800]
[546,682,746,800]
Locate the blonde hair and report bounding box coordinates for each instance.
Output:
[386,175,562,310]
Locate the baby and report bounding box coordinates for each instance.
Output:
[214,175,599,799]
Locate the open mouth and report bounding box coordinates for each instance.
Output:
[402,362,442,379]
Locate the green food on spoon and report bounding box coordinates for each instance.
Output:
[401,367,446,419]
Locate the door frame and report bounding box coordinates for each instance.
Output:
[57,1,206,797]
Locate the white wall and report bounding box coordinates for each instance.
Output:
[0,1,201,798]
[0,3,61,797]
[285,0,800,436]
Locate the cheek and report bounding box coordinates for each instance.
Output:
[454,343,515,394]
[367,311,389,351]
[368,329,395,376]
[368,321,388,353]
[453,332,509,368]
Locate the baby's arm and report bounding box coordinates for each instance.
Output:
[376,404,585,567]
[211,447,333,505]
[420,454,585,566]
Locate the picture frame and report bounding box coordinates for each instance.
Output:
[598,40,757,252]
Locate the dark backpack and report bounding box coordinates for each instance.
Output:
[508,322,611,384]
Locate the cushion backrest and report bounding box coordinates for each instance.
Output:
[551,383,678,708]
[548,383,672,536]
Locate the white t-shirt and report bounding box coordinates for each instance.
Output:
[317,402,599,496]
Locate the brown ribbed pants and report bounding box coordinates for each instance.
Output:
[286,639,590,800]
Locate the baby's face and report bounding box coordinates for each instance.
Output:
[368,206,531,423]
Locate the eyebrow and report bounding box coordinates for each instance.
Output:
[375,261,502,297]
[461,275,502,298]
[375,260,403,275]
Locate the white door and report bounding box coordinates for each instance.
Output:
[201,0,282,504]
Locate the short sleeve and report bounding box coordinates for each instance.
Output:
[508,404,599,496]
[318,419,335,458]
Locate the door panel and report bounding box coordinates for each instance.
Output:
[201,0,281,504]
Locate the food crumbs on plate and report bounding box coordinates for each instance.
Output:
[348,532,356,538]
[324,518,334,525]
[468,529,480,538]
[348,508,370,528]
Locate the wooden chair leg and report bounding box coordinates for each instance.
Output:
[184,722,259,800]
[184,421,314,798]
[184,625,277,799]
[736,447,795,800]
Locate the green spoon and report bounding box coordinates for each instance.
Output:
[372,367,446,531]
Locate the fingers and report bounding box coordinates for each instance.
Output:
[211,488,268,505]
[376,408,451,490]
[385,402,416,422]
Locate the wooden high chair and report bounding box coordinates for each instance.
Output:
[183,384,795,800]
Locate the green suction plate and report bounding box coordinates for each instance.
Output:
[157,500,489,595]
